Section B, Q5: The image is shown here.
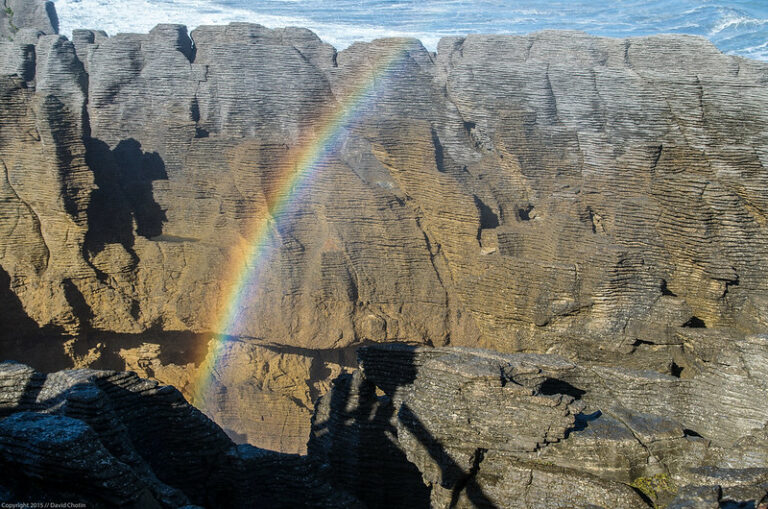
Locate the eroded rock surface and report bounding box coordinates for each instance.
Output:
[0,0,58,41]
[1,0,768,452]
[0,361,359,508]
[310,344,768,509]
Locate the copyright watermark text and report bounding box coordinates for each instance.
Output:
[2,503,87,508]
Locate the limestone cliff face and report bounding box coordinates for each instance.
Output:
[0,0,58,42]
[311,344,768,509]
[1,2,768,452]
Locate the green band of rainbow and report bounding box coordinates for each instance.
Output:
[192,38,420,406]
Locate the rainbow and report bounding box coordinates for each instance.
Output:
[193,38,419,405]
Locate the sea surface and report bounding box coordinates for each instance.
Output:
[52,0,768,61]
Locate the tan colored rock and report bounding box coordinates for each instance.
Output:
[1,13,768,452]
[193,338,354,453]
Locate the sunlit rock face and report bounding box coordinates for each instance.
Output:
[0,0,58,41]
[1,0,768,453]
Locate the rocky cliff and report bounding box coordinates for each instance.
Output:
[0,360,359,508]
[2,344,767,508]
[0,0,58,41]
[310,344,768,509]
[1,1,768,453]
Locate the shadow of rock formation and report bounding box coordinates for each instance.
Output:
[0,265,71,371]
[1,344,768,508]
[0,361,361,508]
[309,344,768,509]
[84,138,168,256]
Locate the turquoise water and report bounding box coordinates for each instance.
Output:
[54,0,768,60]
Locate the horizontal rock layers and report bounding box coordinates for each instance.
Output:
[311,344,768,508]
[4,342,766,508]
[0,0,58,42]
[0,360,359,508]
[1,0,768,451]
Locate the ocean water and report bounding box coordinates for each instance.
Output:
[52,0,768,61]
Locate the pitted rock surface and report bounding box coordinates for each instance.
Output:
[0,361,360,508]
[310,344,768,509]
[1,2,768,453]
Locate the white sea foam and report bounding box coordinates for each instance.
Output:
[741,40,768,60]
[53,0,315,37]
[50,0,768,60]
[710,11,767,35]
[52,0,450,49]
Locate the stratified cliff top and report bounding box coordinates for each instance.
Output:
[0,0,58,41]
[1,0,767,456]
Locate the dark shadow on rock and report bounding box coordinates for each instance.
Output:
[314,344,498,508]
[398,403,497,508]
[0,265,70,370]
[565,410,602,438]
[91,378,233,507]
[474,195,499,229]
[539,377,586,400]
[61,278,94,335]
[0,266,42,341]
[309,364,430,509]
[84,137,168,257]
[85,328,211,372]
[356,342,420,394]
[5,376,235,508]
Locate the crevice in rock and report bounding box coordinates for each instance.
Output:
[518,204,534,221]
[723,277,739,297]
[61,278,94,335]
[543,64,559,123]
[431,127,446,173]
[474,195,499,231]
[682,316,707,328]
[628,485,655,508]
[650,144,663,175]
[449,447,487,508]
[539,378,586,400]
[586,206,605,234]
[623,39,632,68]
[660,279,676,297]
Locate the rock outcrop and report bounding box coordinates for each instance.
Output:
[4,343,766,508]
[0,361,359,508]
[0,0,58,41]
[310,344,768,509]
[1,0,768,452]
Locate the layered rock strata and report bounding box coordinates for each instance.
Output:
[1,0,768,451]
[4,344,767,509]
[0,361,359,508]
[0,0,58,41]
[311,344,768,509]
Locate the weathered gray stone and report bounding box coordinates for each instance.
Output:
[0,0,57,41]
[310,345,768,509]
[1,3,768,456]
[0,361,360,508]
